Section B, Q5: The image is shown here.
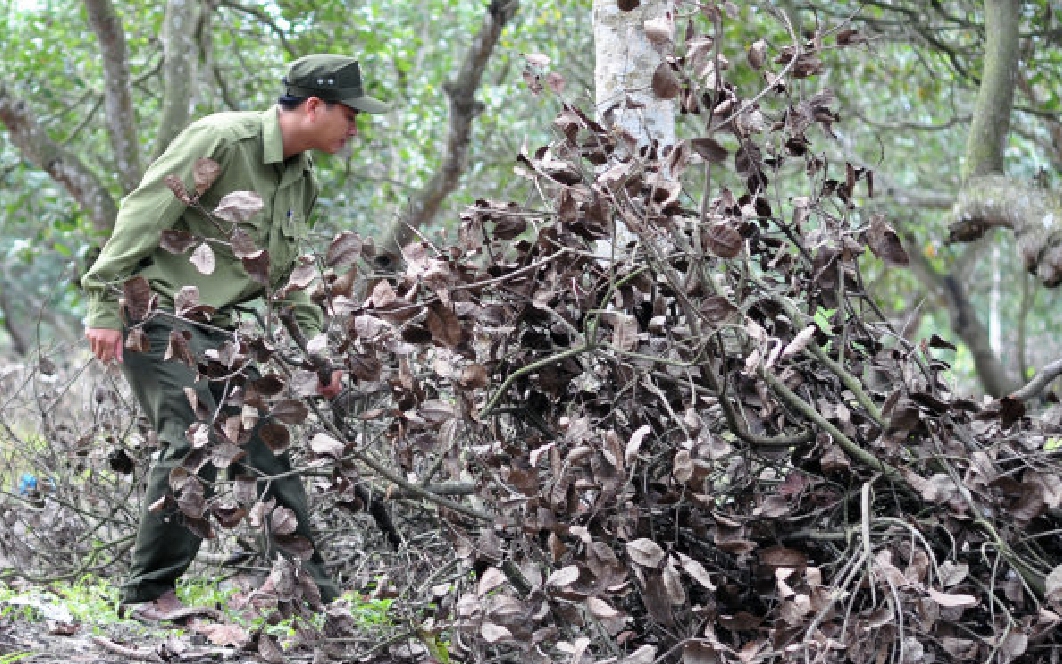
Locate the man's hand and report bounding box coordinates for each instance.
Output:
[86,327,124,363]
[316,369,344,399]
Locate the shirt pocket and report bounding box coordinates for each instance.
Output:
[267,208,303,288]
[267,173,313,287]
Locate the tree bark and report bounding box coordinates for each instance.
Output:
[592,0,676,151]
[592,0,676,254]
[948,175,1062,285]
[153,0,200,158]
[84,0,142,194]
[0,83,119,234]
[0,283,31,358]
[962,0,1020,180]
[377,0,520,265]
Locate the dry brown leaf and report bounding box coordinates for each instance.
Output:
[663,563,686,605]
[758,546,808,569]
[626,425,651,465]
[309,433,345,459]
[747,39,767,70]
[213,190,264,223]
[927,587,978,609]
[677,553,715,589]
[627,538,666,568]
[673,449,694,483]
[478,567,507,596]
[938,561,969,588]
[546,565,581,588]
[194,622,250,647]
[193,157,221,194]
[481,622,513,644]
[651,61,682,100]
[587,596,620,619]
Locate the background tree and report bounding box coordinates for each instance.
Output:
[789,0,1061,396]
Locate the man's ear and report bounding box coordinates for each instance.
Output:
[305,96,325,119]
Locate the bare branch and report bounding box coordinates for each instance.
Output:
[947,175,1062,288]
[1010,357,1062,402]
[0,82,118,233]
[905,229,1020,397]
[217,0,296,57]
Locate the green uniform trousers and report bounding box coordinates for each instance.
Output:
[120,319,339,604]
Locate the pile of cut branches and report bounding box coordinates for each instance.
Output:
[301,9,1060,662]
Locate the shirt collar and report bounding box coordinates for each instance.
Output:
[261,107,311,173]
[262,107,285,164]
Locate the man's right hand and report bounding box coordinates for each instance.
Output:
[86,327,124,363]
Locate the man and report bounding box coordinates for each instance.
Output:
[81,54,388,620]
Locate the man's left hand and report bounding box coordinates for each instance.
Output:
[316,369,344,399]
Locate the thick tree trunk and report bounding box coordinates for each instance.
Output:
[592,0,676,151]
[153,0,200,158]
[592,0,676,254]
[84,0,142,194]
[0,284,31,358]
[962,0,1020,180]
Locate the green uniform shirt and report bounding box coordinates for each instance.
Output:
[81,107,323,336]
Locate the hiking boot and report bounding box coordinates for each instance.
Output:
[122,588,221,624]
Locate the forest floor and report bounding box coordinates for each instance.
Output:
[1,612,260,664]
[0,573,300,664]
[0,564,401,664]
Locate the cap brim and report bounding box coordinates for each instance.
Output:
[342,95,390,114]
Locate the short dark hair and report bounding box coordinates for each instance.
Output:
[278,94,308,111]
[278,94,341,111]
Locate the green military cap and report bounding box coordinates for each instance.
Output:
[283,54,389,114]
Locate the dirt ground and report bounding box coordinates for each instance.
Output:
[0,580,393,664]
[1,612,268,664]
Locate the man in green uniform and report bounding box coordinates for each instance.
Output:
[81,54,388,620]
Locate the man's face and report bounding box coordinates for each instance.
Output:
[311,100,359,154]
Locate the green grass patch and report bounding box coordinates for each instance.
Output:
[346,594,393,627]
[175,577,239,609]
[0,575,397,637]
[52,575,124,624]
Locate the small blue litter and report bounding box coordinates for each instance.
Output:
[17,473,38,495]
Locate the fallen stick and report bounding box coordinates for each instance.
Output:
[90,635,164,662]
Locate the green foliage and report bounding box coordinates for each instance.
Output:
[174,578,238,611]
[418,628,451,664]
[813,306,836,333]
[51,576,125,624]
[345,594,393,627]
[0,599,36,622]
[0,574,397,635]
[0,577,115,624]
